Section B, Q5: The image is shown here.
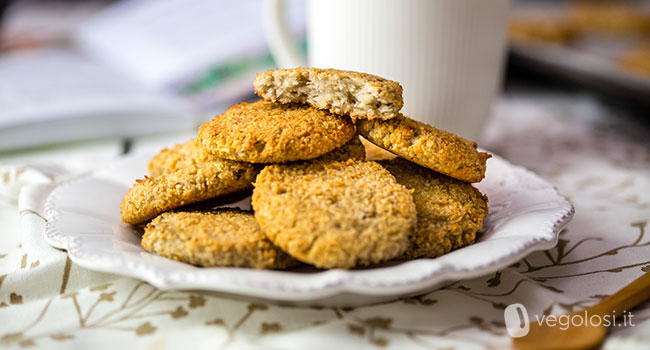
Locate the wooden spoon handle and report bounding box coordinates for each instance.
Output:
[589,271,650,318]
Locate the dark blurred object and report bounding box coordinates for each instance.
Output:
[0,0,10,25]
[0,0,11,50]
[508,0,650,107]
[508,45,650,108]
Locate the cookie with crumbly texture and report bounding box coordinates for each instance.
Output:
[198,100,355,163]
[252,160,416,269]
[379,158,488,259]
[254,68,403,120]
[149,135,363,179]
[313,135,365,163]
[141,209,299,269]
[148,139,217,177]
[120,160,258,225]
[356,114,491,183]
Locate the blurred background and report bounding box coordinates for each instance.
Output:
[508,0,650,106]
[0,0,306,151]
[0,0,649,153]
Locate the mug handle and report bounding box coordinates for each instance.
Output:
[262,0,307,68]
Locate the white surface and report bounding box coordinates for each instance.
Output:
[43,152,573,306]
[265,0,510,140]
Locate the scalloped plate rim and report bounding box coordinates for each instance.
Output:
[43,152,574,303]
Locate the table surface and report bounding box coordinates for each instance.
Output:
[1,87,650,349]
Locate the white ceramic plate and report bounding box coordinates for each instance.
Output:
[44,153,574,307]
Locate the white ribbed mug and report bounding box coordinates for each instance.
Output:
[263,0,510,140]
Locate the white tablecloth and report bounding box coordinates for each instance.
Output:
[1,91,650,349]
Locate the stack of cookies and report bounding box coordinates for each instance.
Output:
[120,68,490,270]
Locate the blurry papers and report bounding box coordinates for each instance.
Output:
[0,50,193,151]
[74,0,305,107]
[0,0,305,151]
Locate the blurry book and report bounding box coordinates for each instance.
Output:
[0,49,193,151]
[74,0,305,108]
[0,0,305,151]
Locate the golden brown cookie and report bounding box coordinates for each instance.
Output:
[619,43,650,77]
[379,158,488,259]
[148,139,217,177]
[198,100,355,163]
[252,160,416,269]
[570,3,650,35]
[509,16,577,45]
[120,160,258,225]
[141,209,299,269]
[149,135,363,179]
[356,114,491,183]
[254,68,404,120]
[313,135,366,163]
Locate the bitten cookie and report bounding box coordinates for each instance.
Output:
[141,209,299,269]
[254,68,403,120]
[252,160,416,269]
[379,158,488,259]
[198,100,355,163]
[356,114,491,183]
[120,160,258,225]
